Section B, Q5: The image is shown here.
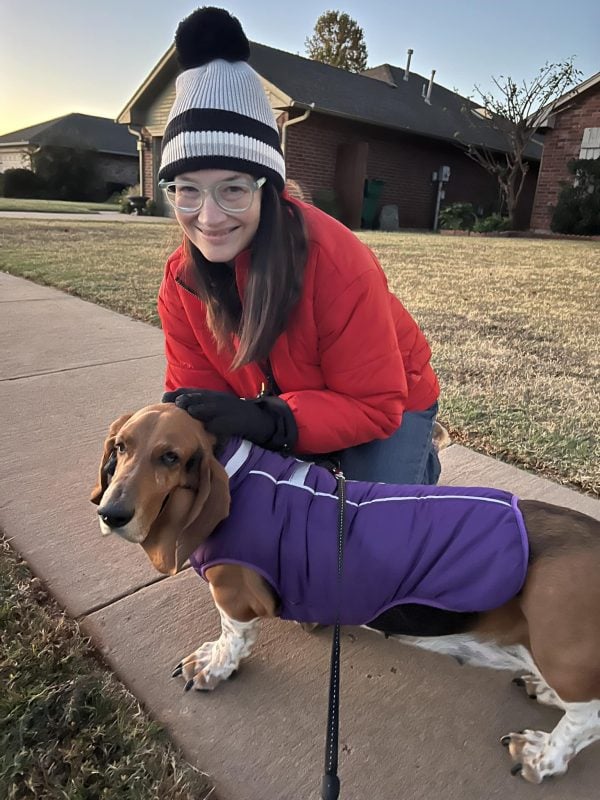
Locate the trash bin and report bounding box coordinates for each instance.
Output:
[361,179,384,228]
[364,179,385,199]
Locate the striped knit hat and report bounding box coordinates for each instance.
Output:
[159,7,285,191]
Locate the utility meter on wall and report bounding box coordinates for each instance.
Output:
[439,165,451,182]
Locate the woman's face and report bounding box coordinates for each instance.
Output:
[173,168,263,263]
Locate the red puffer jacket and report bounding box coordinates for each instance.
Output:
[158,198,439,454]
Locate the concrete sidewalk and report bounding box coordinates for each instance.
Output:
[1,269,599,800]
[0,210,174,222]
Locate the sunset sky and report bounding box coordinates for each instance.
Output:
[1,0,598,135]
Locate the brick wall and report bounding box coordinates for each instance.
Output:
[285,112,537,229]
[530,83,600,231]
[285,114,340,202]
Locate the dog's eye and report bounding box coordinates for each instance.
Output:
[114,441,125,454]
[161,451,180,466]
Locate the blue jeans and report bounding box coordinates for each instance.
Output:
[338,402,441,484]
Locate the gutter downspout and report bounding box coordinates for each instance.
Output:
[128,125,145,195]
[281,102,315,157]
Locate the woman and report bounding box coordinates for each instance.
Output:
[159,7,441,484]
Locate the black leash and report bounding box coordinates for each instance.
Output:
[321,468,347,800]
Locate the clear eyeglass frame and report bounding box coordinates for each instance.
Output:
[158,176,266,214]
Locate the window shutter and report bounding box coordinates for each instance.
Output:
[579,127,600,159]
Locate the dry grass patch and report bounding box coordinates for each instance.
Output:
[0,537,217,800]
[1,219,598,493]
[0,219,179,324]
[364,232,599,493]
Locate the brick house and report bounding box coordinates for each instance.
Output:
[530,71,600,231]
[117,43,540,229]
[0,113,138,197]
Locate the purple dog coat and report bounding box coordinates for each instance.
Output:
[189,438,529,626]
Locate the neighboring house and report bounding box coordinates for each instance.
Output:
[530,70,600,231]
[0,113,138,196]
[118,44,540,229]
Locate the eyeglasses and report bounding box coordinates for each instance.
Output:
[158,176,266,214]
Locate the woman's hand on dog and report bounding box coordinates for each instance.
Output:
[162,389,297,451]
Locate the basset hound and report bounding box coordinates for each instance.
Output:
[91,403,600,784]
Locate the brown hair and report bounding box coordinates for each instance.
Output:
[182,183,308,368]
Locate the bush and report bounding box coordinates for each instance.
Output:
[32,145,104,201]
[438,202,477,230]
[2,168,47,198]
[473,213,511,232]
[551,159,600,236]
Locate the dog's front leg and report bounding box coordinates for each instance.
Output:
[173,601,261,691]
[502,699,600,782]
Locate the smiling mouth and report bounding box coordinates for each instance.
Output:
[199,226,239,238]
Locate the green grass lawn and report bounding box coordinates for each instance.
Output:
[0,197,120,213]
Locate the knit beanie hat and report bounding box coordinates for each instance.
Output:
[158,7,285,191]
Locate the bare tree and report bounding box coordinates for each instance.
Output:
[305,10,368,73]
[464,58,581,227]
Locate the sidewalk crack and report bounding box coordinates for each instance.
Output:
[2,353,163,382]
[79,563,192,619]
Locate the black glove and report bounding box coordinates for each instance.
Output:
[162,388,298,451]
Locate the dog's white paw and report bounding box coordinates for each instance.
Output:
[501,730,569,783]
[512,674,563,708]
[172,640,237,691]
[172,615,260,692]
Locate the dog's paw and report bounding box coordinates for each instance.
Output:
[432,421,451,452]
[171,640,236,691]
[501,730,568,783]
[512,674,562,708]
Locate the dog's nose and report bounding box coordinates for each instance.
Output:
[97,503,134,529]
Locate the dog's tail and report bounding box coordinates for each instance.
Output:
[432,421,451,452]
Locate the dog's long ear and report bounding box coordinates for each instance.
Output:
[141,449,230,575]
[90,414,133,505]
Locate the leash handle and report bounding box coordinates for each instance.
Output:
[321,470,346,800]
[321,775,341,800]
